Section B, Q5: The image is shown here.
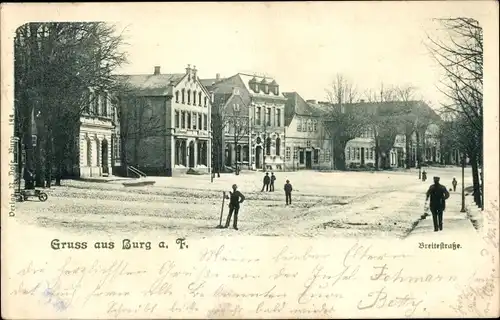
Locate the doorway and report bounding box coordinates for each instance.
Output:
[361,147,365,165]
[255,146,262,169]
[102,139,109,174]
[189,141,195,168]
[305,151,312,169]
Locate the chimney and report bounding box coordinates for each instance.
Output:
[192,65,197,80]
[185,64,191,75]
[154,66,161,75]
[216,73,221,81]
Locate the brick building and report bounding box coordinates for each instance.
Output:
[118,65,212,176]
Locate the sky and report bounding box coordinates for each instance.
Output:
[7,1,488,111]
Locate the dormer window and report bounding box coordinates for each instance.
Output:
[249,77,259,93]
[261,78,269,94]
[269,80,279,96]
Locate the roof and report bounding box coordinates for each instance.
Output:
[283,92,326,116]
[235,73,286,100]
[117,73,184,96]
[334,100,441,121]
[199,78,223,90]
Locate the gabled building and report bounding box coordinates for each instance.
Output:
[283,93,333,170]
[118,64,212,176]
[202,73,287,171]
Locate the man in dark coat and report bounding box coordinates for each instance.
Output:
[225,184,245,230]
[284,179,293,205]
[270,172,276,192]
[452,177,458,192]
[261,172,270,192]
[425,176,450,231]
[23,168,35,190]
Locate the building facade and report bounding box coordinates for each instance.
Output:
[283,93,332,170]
[78,88,118,178]
[342,101,442,168]
[119,65,211,176]
[203,73,286,171]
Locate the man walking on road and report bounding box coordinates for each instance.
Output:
[425,176,450,232]
[270,172,276,192]
[452,177,458,192]
[284,179,293,205]
[225,184,245,230]
[261,172,270,192]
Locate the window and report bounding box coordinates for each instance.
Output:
[306,140,311,148]
[92,92,99,115]
[266,137,271,155]
[198,92,202,106]
[187,90,191,105]
[193,90,197,105]
[198,114,202,130]
[187,112,191,129]
[347,147,351,160]
[356,148,360,160]
[313,149,319,164]
[370,148,374,159]
[302,120,306,132]
[297,118,302,131]
[192,113,197,129]
[225,125,230,134]
[276,137,281,156]
[233,103,240,112]
[256,107,261,125]
[102,92,108,117]
[175,111,180,128]
[203,114,207,130]
[325,149,330,161]
[112,134,120,162]
[181,89,185,104]
[308,120,313,132]
[285,147,291,160]
[299,150,304,164]
[277,109,281,127]
[175,91,180,103]
[293,147,298,160]
[181,111,186,129]
[313,120,317,132]
[266,108,271,126]
[204,97,208,107]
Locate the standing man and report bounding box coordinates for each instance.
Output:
[261,172,270,192]
[284,179,293,205]
[225,184,245,230]
[422,170,427,182]
[452,177,458,192]
[425,176,450,231]
[270,172,276,192]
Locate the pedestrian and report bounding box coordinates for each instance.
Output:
[284,179,293,205]
[422,170,427,182]
[270,172,276,192]
[261,172,270,192]
[425,176,450,232]
[224,184,245,230]
[452,177,458,192]
[23,168,35,190]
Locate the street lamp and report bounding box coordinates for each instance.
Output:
[460,154,466,212]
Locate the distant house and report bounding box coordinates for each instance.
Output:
[203,73,286,171]
[283,93,332,170]
[118,65,212,176]
[339,100,442,168]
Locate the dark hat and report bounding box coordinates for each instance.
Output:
[433,176,440,180]
[286,179,290,183]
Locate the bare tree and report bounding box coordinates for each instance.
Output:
[323,74,366,170]
[427,17,483,208]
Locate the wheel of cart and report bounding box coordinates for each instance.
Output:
[15,192,24,202]
[38,192,48,202]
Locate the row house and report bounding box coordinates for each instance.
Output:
[283,93,332,170]
[78,88,120,177]
[118,64,211,176]
[203,73,287,171]
[343,101,442,168]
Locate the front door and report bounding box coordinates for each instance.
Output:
[305,151,312,169]
[361,147,365,165]
[255,146,262,169]
[189,141,195,168]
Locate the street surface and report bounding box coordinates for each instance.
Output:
[13,167,472,238]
